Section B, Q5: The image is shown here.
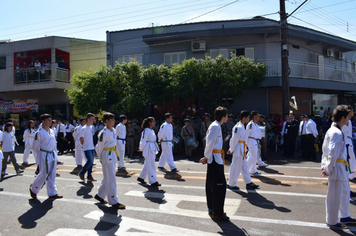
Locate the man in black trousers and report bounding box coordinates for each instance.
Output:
[284,112,299,158]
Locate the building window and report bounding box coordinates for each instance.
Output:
[164,52,186,66]
[0,56,6,69]
[210,47,254,60]
[117,54,142,64]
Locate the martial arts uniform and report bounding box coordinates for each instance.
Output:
[343,120,356,179]
[1,130,21,175]
[204,120,226,217]
[116,123,126,169]
[30,128,58,196]
[228,122,252,187]
[322,123,350,226]
[158,121,176,170]
[246,120,262,174]
[73,125,86,166]
[23,128,36,165]
[95,127,120,205]
[139,128,159,184]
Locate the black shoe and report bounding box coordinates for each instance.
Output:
[150,181,161,186]
[208,209,213,216]
[246,182,259,190]
[94,194,108,204]
[171,168,179,172]
[112,202,126,209]
[227,185,239,190]
[158,167,166,171]
[211,213,230,221]
[137,177,146,184]
[76,165,83,168]
[351,191,356,198]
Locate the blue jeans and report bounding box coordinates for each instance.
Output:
[80,150,95,178]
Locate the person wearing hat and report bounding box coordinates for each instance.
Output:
[298,114,308,158]
[56,119,66,155]
[181,118,195,158]
[306,114,318,160]
[201,113,212,149]
[284,112,299,158]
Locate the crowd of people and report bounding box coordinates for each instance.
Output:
[14,59,67,83]
[1,105,356,228]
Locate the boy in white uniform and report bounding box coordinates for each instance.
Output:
[94,112,126,209]
[200,106,229,221]
[321,105,355,228]
[227,110,259,190]
[22,120,36,166]
[73,118,86,168]
[29,114,63,199]
[158,113,178,172]
[246,111,262,175]
[116,115,127,171]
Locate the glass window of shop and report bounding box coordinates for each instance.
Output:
[312,93,338,118]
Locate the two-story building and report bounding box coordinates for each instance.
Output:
[106,18,356,117]
[0,36,106,120]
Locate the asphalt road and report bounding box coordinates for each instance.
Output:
[1,148,356,236]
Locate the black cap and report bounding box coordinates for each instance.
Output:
[204,113,211,118]
[184,118,190,123]
[228,114,234,118]
[259,114,266,119]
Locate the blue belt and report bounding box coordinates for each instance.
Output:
[117,137,127,144]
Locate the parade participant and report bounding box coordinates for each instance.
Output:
[116,115,128,171]
[56,119,66,155]
[201,113,212,149]
[79,113,96,182]
[73,118,86,168]
[306,114,318,160]
[246,110,263,175]
[298,114,307,158]
[64,120,75,153]
[321,105,354,228]
[181,118,195,158]
[22,120,36,166]
[29,114,62,199]
[94,112,126,209]
[158,113,178,172]
[200,106,229,221]
[227,110,259,190]
[1,123,23,179]
[137,117,161,186]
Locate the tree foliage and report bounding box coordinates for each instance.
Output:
[66,56,266,116]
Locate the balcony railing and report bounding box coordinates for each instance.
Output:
[259,59,356,83]
[14,68,69,84]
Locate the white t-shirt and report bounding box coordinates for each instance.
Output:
[80,125,94,151]
[1,131,16,152]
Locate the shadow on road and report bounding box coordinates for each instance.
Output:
[232,190,291,212]
[94,204,122,235]
[77,181,94,199]
[17,198,53,229]
[251,175,291,187]
[213,219,249,236]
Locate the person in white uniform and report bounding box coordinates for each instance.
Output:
[227,110,259,190]
[321,105,355,228]
[343,106,356,180]
[246,110,263,175]
[137,117,161,186]
[29,114,63,199]
[200,106,229,221]
[94,112,126,209]
[116,115,128,170]
[22,120,36,166]
[158,113,178,172]
[306,115,318,160]
[73,118,86,168]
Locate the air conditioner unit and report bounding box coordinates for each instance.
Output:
[336,52,345,60]
[326,49,334,57]
[191,41,206,52]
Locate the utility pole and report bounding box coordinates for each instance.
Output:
[280,0,289,117]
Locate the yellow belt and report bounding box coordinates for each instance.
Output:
[327,158,351,173]
[212,149,225,165]
[28,136,34,138]
[103,147,120,161]
[238,140,248,159]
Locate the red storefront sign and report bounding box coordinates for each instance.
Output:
[0,99,38,113]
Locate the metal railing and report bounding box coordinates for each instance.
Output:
[14,68,69,84]
[259,59,356,83]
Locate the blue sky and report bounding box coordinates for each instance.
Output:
[1,0,356,42]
